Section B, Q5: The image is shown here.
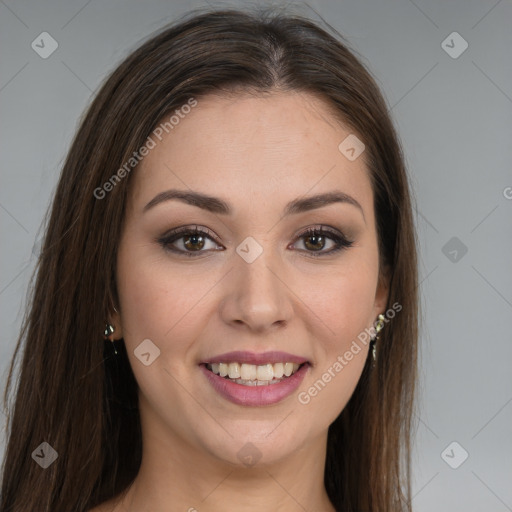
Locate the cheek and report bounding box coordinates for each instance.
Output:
[332,275,376,339]
[295,259,378,419]
[115,239,216,363]
[116,260,167,343]
[114,246,206,416]
[311,257,379,350]
[298,350,367,428]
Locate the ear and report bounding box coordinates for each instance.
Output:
[373,264,390,318]
[107,306,123,340]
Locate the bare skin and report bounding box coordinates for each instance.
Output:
[91,90,388,512]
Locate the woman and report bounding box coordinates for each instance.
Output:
[1,6,418,512]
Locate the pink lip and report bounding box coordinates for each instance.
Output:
[202,350,309,365]
[200,362,310,406]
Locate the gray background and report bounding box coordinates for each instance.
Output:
[1,0,511,510]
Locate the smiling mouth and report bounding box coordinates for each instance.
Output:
[204,361,306,386]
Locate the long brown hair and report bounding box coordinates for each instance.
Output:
[1,6,418,511]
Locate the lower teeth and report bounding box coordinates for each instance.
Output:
[227,376,284,386]
[210,372,288,386]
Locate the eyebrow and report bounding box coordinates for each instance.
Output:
[143,189,365,220]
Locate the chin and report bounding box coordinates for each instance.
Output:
[193,416,312,468]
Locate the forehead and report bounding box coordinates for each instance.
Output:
[129,90,373,216]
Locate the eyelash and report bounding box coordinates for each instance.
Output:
[157,225,354,258]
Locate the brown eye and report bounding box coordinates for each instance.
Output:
[182,232,206,251]
[303,231,327,251]
[157,226,221,256]
[293,227,354,257]
[157,225,354,258]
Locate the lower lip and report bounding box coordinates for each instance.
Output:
[200,363,310,406]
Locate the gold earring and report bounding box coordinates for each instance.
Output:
[375,314,385,333]
[104,323,118,355]
[372,314,386,363]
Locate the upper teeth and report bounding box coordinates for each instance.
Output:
[207,362,300,381]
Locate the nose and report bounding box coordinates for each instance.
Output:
[218,244,294,334]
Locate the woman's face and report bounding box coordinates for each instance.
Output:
[113,91,388,467]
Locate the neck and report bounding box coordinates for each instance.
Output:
[111,405,335,512]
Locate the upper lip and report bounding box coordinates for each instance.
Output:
[202,351,309,366]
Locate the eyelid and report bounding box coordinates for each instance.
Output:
[156,225,223,256]
[294,224,347,239]
[291,225,354,256]
[157,224,354,257]
[160,225,220,243]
